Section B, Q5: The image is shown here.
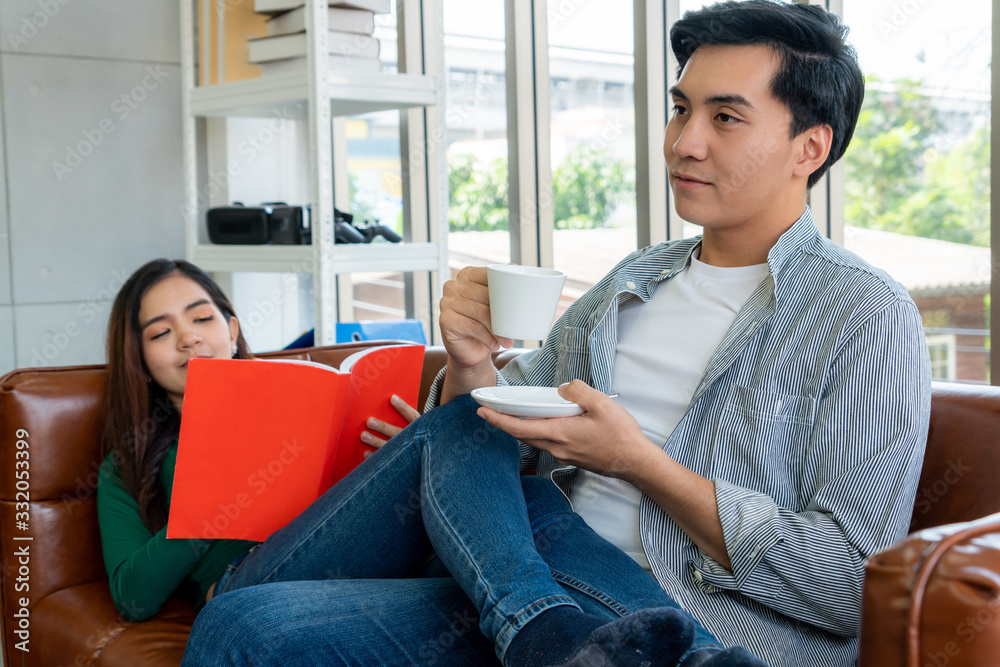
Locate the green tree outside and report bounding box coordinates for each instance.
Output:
[447,146,634,232]
[844,77,990,247]
[552,146,635,230]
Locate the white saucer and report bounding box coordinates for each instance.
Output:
[471,386,583,419]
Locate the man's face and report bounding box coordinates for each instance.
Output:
[664,44,807,233]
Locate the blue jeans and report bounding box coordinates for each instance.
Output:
[182,395,722,665]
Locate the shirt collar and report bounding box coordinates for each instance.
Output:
[765,206,821,278]
[627,207,820,297]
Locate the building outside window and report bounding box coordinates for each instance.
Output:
[842,0,991,383]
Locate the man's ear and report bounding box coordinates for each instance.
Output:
[794,124,833,180]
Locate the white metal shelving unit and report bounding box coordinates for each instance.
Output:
[179,0,447,345]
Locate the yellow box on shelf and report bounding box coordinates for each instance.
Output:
[197,0,268,86]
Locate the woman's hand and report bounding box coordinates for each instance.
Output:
[360,394,422,456]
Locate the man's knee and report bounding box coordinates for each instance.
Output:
[522,475,572,520]
[421,393,482,429]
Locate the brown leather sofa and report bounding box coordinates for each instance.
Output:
[1,343,998,666]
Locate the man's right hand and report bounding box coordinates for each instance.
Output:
[438,266,512,401]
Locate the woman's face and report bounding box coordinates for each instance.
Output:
[137,273,239,411]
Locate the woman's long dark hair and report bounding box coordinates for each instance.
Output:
[101,259,251,533]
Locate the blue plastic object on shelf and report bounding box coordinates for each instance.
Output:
[283,319,427,349]
[337,319,427,344]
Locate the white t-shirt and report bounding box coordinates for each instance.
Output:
[569,252,770,570]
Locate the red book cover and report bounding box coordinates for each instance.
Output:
[167,344,424,541]
[323,343,425,489]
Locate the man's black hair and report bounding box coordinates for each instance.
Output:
[670,0,864,188]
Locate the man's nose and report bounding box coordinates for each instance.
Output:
[668,118,709,162]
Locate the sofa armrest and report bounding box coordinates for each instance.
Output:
[859,512,1000,666]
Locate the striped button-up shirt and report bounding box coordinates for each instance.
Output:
[429,208,931,666]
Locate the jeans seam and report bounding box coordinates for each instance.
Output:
[421,434,497,616]
[217,544,260,596]
[677,641,725,664]
[549,570,631,617]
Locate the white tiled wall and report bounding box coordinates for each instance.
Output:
[0,306,13,374]
[13,300,112,370]
[0,2,185,376]
[0,91,11,308]
[3,54,184,305]
[0,1,180,63]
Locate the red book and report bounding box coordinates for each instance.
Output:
[167,344,424,541]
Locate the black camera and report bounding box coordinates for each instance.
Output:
[207,202,311,245]
[334,208,402,244]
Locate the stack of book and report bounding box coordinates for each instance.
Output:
[250,0,391,76]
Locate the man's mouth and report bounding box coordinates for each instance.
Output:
[671,170,710,186]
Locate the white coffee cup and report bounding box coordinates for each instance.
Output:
[487,264,567,340]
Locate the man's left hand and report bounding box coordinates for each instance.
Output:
[476,380,661,480]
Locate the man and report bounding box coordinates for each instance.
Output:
[184,3,927,666]
[434,1,928,665]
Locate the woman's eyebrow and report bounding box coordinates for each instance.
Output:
[140,299,211,331]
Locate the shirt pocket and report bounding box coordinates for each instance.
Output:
[555,326,591,385]
[710,385,816,510]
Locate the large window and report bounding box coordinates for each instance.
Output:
[842,0,991,383]
[340,4,410,325]
[341,1,512,331]
[443,0,511,273]
[547,1,637,307]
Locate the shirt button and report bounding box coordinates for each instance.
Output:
[693,570,703,583]
[626,281,636,289]
[660,270,668,275]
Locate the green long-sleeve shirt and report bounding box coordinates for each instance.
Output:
[97,442,255,621]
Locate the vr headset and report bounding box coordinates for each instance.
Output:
[207,202,311,245]
[207,203,401,245]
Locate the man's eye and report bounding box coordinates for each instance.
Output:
[717,113,739,124]
[672,104,688,116]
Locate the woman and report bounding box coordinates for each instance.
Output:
[97,258,418,622]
